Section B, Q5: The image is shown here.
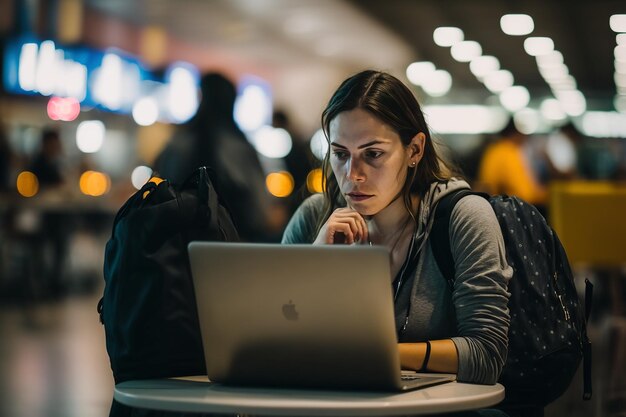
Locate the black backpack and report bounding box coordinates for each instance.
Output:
[430,190,592,408]
[98,166,239,385]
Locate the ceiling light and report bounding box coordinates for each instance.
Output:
[513,108,541,134]
[581,111,626,138]
[539,64,570,81]
[536,51,564,68]
[499,86,530,112]
[523,37,554,56]
[470,55,500,79]
[617,34,626,45]
[500,14,534,36]
[615,72,626,87]
[610,14,626,32]
[555,90,586,117]
[450,40,482,62]
[615,45,626,62]
[616,60,626,73]
[406,61,436,85]
[422,105,509,134]
[433,27,464,47]
[540,98,566,121]
[549,75,577,91]
[615,95,626,113]
[421,69,452,97]
[483,70,514,93]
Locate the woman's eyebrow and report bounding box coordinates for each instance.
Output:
[330,140,388,149]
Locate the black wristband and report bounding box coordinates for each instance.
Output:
[420,341,431,372]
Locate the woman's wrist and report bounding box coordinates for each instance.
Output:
[398,342,428,371]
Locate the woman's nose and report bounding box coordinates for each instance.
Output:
[347,158,365,182]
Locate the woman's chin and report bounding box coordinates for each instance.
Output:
[356,208,377,218]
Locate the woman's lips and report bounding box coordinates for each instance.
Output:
[347,193,373,202]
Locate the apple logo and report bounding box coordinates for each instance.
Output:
[282,300,299,321]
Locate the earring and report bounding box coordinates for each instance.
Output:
[410,161,416,167]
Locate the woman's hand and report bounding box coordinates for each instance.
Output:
[313,208,369,245]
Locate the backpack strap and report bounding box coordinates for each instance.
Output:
[430,189,488,289]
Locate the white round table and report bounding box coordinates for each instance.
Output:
[114,376,505,416]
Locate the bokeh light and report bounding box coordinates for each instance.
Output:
[234,82,272,132]
[500,14,534,36]
[16,171,39,197]
[266,171,294,197]
[131,166,154,190]
[76,120,105,153]
[421,69,452,97]
[309,129,329,161]
[250,126,292,158]
[499,86,530,112]
[306,168,324,194]
[433,27,464,47]
[47,96,80,121]
[167,64,199,123]
[132,97,159,126]
[450,40,482,63]
[406,61,436,86]
[79,170,111,196]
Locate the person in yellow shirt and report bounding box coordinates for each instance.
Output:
[477,120,547,206]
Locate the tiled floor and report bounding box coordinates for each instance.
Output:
[0,278,624,417]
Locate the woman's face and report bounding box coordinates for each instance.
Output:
[328,108,418,216]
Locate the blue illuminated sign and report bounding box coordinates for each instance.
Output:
[1,36,195,118]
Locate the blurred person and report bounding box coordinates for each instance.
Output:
[579,136,620,180]
[272,109,315,209]
[27,128,71,299]
[156,72,274,242]
[477,119,547,208]
[29,128,65,188]
[282,70,511,416]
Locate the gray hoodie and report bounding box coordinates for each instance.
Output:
[281,179,512,384]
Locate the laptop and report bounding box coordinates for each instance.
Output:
[187,242,455,392]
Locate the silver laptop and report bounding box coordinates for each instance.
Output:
[187,242,455,392]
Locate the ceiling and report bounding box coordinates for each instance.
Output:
[350,0,624,107]
[84,0,625,131]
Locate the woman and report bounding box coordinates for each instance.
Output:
[282,70,512,386]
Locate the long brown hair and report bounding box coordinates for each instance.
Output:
[318,70,458,231]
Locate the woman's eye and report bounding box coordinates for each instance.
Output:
[332,151,348,160]
[365,150,384,159]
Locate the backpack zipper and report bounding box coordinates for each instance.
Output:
[554,271,570,321]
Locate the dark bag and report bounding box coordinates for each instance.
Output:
[97,166,239,384]
[431,190,592,408]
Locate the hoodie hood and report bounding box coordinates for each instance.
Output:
[413,178,471,250]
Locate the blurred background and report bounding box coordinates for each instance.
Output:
[0,0,625,416]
